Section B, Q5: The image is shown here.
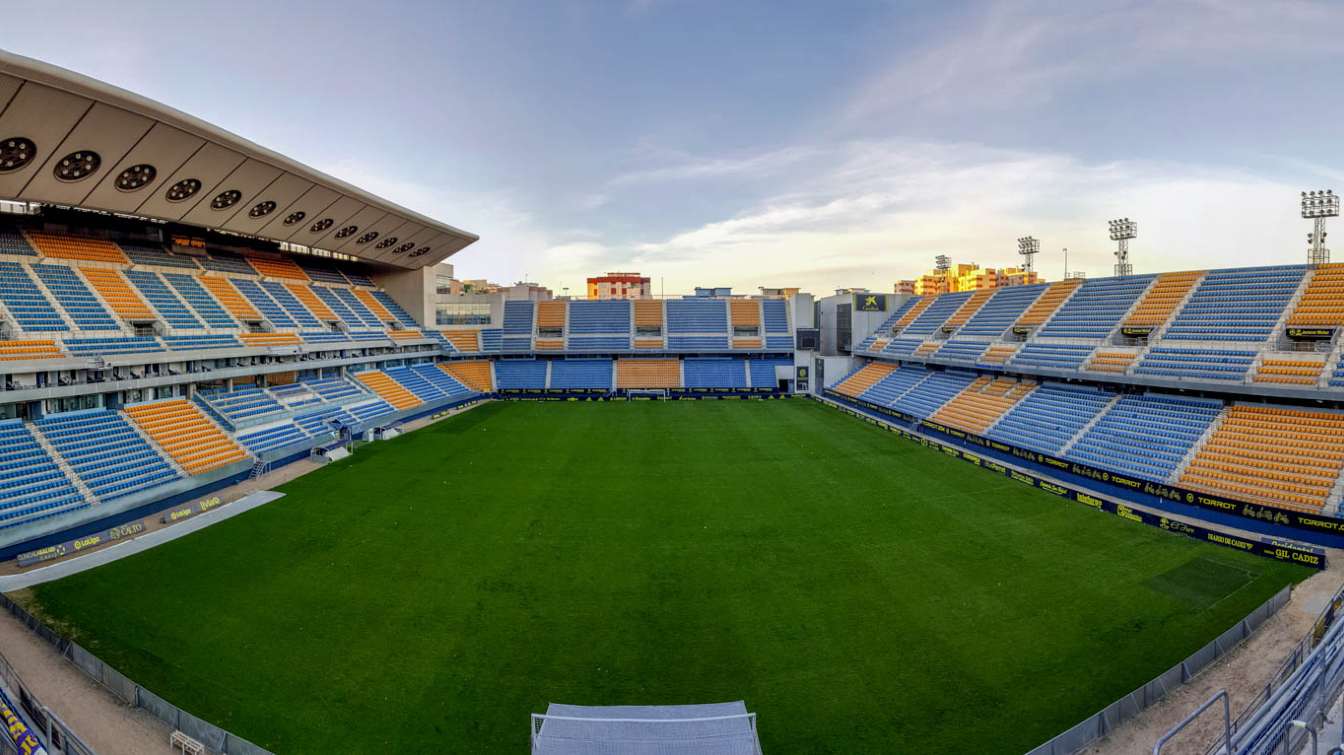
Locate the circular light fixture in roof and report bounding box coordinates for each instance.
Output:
[392,241,415,254]
[283,210,306,226]
[53,150,100,182]
[410,246,431,258]
[165,178,202,202]
[355,231,379,245]
[309,218,334,233]
[113,163,156,192]
[334,224,358,239]
[374,236,398,250]
[249,200,277,219]
[210,189,242,210]
[0,137,36,173]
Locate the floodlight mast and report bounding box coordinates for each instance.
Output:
[1108,218,1137,277]
[1017,236,1039,273]
[1302,190,1339,265]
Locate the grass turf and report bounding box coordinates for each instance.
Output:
[22,399,1308,753]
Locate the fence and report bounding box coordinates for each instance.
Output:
[0,591,270,755]
[0,649,94,755]
[1026,584,1293,755]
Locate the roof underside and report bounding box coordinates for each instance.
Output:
[0,50,477,270]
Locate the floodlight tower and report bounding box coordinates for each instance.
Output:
[1108,217,1137,277]
[1302,190,1339,265]
[934,254,951,272]
[1017,236,1039,273]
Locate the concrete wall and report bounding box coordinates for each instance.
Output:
[373,266,436,327]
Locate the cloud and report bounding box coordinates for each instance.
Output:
[608,144,818,187]
[622,138,1304,293]
[842,0,1344,122]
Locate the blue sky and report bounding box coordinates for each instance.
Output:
[6,0,1344,294]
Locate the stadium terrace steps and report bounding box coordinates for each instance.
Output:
[1253,355,1326,386]
[247,256,309,281]
[616,358,682,389]
[125,400,249,475]
[198,275,261,321]
[833,361,897,398]
[355,370,422,410]
[239,332,302,347]
[1086,349,1139,374]
[1287,264,1344,327]
[440,360,494,392]
[286,283,338,321]
[1179,405,1344,511]
[79,268,156,322]
[1126,270,1204,329]
[1015,278,1083,328]
[37,409,180,500]
[25,231,129,265]
[0,339,63,360]
[931,376,1036,434]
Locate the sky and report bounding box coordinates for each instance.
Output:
[5,0,1344,296]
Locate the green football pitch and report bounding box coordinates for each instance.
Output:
[20,399,1308,753]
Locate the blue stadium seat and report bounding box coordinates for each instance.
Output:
[124,269,204,329]
[550,359,613,390]
[37,409,180,501]
[0,418,87,529]
[1037,275,1156,338]
[30,264,119,330]
[1065,394,1221,483]
[162,273,238,328]
[682,358,748,388]
[747,358,792,388]
[987,384,1116,455]
[1163,266,1305,341]
[0,261,68,331]
[495,360,549,389]
[900,291,972,337]
[956,286,1046,337]
[1134,347,1257,381]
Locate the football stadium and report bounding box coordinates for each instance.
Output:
[0,24,1344,755]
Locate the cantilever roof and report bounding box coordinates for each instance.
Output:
[0,49,477,269]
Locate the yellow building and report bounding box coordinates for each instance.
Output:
[896,262,1040,295]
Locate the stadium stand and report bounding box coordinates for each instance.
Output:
[901,291,972,337]
[1179,404,1344,510]
[1287,263,1344,326]
[240,332,301,347]
[956,285,1044,337]
[64,335,162,355]
[495,359,549,390]
[237,422,309,455]
[1254,355,1326,386]
[30,264,119,330]
[857,363,931,406]
[199,386,287,425]
[260,280,322,328]
[1015,278,1082,328]
[355,288,397,324]
[232,278,296,328]
[503,301,535,353]
[0,339,63,361]
[1009,342,1095,371]
[890,371,978,418]
[79,268,156,322]
[121,243,200,270]
[1037,274,1155,338]
[941,289,994,332]
[198,251,258,277]
[617,359,681,389]
[354,370,422,411]
[832,362,897,398]
[332,287,384,327]
[164,273,238,328]
[1124,270,1203,329]
[986,384,1117,455]
[0,418,86,529]
[978,343,1019,366]
[1086,349,1138,374]
[0,225,37,257]
[935,339,989,363]
[37,409,180,499]
[442,330,481,352]
[372,291,418,328]
[247,256,308,281]
[198,275,261,322]
[683,358,749,388]
[25,232,128,264]
[1065,394,1221,483]
[124,270,203,329]
[748,358,791,389]
[285,283,338,322]
[1162,265,1304,341]
[441,360,494,392]
[0,261,69,331]
[1134,347,1258,381]
[930,376,1035,433]
[550,359,613,390]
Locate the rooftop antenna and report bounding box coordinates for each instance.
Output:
[1302,190,1339,265]
[1108,218,1137,277]
[1062,247,1068,278]
[1017,236,1039,274]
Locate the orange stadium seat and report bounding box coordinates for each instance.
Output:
[239,332,302,347]
[79,268,156,321]
[931,376,1036,434]
[199,275,261,321]
[355,288,395,323]
[440,360,494,392]
[1015,278,1082,327]
[832,362,896,398]
[0,339,63,361]
[442,330,481,352]
[355,370,422,410]
[124,399,249,475]
[1125,270,1203,328]
[616,359,681,389]
[286,283,338,321]
[25,231,130,265]
[246,256,309,281]
[1288,264,1344,327]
